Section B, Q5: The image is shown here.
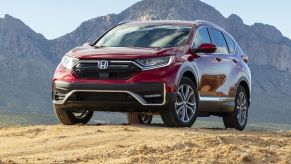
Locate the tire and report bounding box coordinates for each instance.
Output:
[127,112,153,125]
[54,106,94,125]
[223,86,249,131]
[160,77,199,127]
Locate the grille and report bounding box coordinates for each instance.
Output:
[67,92,137,103]
[66,92,163,104]
[73,61,141,80]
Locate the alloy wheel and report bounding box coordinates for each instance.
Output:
[140,114,152,124]
[175,84,197,123]
[72,110,90,119]
[236,92,248,126]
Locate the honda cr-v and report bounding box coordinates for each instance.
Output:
[52,20,251,130]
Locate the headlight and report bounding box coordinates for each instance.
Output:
[136,56,175,70]
[60,55,79,69]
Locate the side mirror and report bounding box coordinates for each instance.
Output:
[193,43,217,54]
[83,42,91,46]
[242,54,249,63]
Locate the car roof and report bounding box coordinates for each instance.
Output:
[120,20,222,28]
[120,20,194,26]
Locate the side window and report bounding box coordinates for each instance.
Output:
[209,28,229,54]
[224,34,236,54]
[193,27,211,49]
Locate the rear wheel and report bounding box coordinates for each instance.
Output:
[161,77,198,127]
[127,112,153,125]
[54,106,94,125]
[223,86,249,131]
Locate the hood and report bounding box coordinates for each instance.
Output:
[68,46,184,60]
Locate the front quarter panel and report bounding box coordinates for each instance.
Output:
[175,56,199,89]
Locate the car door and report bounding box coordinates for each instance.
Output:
[192,27,230,98]
[207,28,239,98]
[220,32,242,98]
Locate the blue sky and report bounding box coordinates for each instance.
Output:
[0,0,290,39]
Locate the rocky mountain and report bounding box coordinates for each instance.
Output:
[0,0,290,123]
[0,15,54,114]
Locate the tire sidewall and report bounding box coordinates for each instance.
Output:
[140,114,153,124]
[234,86,249,130]
[72,110,94,124]
[171,77,199,127]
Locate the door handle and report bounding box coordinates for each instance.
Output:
[216,58,222,62]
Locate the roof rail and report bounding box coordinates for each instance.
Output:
[118,20,133,25]
[194,20,223,30]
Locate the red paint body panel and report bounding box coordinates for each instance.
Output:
[53,63,180,93]
[68,46,185,60]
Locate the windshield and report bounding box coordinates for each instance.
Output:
[95,24,192,48]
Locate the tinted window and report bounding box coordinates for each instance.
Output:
[224,34,236,54]
[95,24,192,48]
[209,28,229,54]
[193,27,211,48]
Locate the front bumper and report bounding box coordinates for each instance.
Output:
[53,80,176,112]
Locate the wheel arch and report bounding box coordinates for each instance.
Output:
[237,77,251,105]
[175,62,199,89]
[182,71,197,86]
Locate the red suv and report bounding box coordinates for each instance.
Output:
[52,20,251,130]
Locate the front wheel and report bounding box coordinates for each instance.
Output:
[223,86,249,131]
[127,112,153,125]
[54,106,94,125]
[161,77,198,127]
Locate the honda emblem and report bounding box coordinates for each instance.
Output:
[98,60,109,69]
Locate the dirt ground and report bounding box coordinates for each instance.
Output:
[0,124,290,164]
